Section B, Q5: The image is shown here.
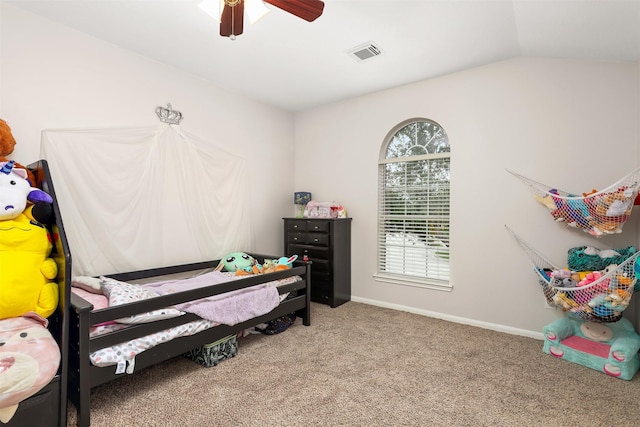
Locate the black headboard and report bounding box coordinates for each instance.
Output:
[29,159,71,427]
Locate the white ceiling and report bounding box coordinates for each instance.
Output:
[6,0,640,112]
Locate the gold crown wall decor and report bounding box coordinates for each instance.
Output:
[155,103,183,125]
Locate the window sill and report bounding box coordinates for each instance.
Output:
[373,273,452,292]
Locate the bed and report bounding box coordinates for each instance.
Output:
[36,121,312,426]
[68,255,311,427]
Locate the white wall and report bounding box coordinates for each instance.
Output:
[3,4,640,337]
[0,4,294,257]
[294,57,640,336]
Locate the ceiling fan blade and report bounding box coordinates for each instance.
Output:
[264,0,325,22]
[220,1,245,37]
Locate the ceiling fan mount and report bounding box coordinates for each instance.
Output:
[214,0,325,39]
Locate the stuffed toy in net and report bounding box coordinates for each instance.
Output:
[508,168,640,237]
[0,118,36,186]
[567,245,637,272]
[507,226,640,323]
[0,161,58,320]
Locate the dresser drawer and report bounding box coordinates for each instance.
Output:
[286,221,307,232]
[287,232,307,244]
[309,259,330,274]
[311,277,331,304]
[287,232,329,246]
[287,244,329,261]
[306,220,330,233]
[305,232,329,246]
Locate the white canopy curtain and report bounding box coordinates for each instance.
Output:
[40,124,252,276]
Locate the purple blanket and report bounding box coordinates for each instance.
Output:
[141,271,280,326]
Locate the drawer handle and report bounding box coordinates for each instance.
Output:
[313,238,319,243]
[293,237,299,241]
[313,226,319,230]
[293,225,299,229]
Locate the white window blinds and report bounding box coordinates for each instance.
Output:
[377,119,450,286]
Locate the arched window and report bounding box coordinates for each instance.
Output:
[377,118,451,290]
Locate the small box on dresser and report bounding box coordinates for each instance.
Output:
[283,217,352,307]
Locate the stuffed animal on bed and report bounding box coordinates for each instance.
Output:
[0,313,61,423]
[215,253,298,276]
[0,118,36,186]
[0,161,58,320]
[215,252,257,272]
[234,255,299,276]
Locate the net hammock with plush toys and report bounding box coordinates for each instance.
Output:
[506,226,640,323]
[508,168,640,237]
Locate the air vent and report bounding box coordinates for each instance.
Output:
[347,42,382,62]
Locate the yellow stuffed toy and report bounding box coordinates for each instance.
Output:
[0,161,58,320]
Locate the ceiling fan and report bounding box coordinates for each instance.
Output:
[199,0,325,40]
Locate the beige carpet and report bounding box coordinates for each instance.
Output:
[67,302,640,427]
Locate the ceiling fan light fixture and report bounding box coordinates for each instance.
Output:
[245,0,271,24]
[199,0,270,24]
[213,0,324,39]
[198,0,223,21]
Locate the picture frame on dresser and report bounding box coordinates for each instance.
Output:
[283,217,352,307]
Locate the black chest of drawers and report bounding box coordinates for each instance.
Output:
[283,218,352,307]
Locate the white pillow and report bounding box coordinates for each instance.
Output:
[100,276,184,324]
[71,276,103,294]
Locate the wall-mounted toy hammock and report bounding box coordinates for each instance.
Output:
[506,226,640,323]
[508,168,640,237]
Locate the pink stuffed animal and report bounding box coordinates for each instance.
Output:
[578,271,605,288]
[578,271,598,286]
[0,313,60,423]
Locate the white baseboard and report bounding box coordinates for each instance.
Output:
[350,296,545,341]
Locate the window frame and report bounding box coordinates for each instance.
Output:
[375,118,452,292]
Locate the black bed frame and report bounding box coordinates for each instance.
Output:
[68,255,311,427]
[5,160,72,427]
[9,160,311,427]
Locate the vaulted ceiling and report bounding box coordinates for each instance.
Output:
[7,0,640,112]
